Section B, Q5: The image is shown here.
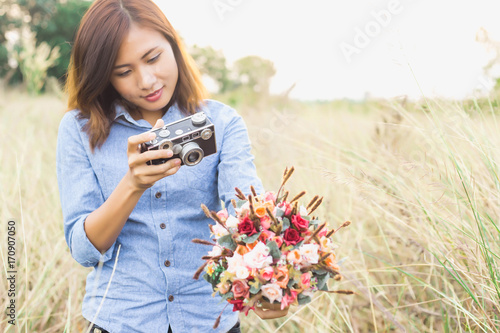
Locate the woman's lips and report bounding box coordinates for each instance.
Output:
[144,87,163,102]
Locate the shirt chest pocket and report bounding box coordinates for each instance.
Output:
[181,154,219,193]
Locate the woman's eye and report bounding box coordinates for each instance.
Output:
[117,70,131,77]
[148,53,161,63]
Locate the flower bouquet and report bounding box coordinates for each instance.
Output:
[192,167,352,328]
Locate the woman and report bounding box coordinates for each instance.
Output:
[56,0,288,332]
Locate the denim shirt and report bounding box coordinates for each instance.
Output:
[56,100,263,332]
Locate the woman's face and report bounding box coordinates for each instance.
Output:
[110,22,179,117]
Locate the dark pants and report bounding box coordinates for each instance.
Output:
[90,320,241,333]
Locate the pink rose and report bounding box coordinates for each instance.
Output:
[261,283,283,304]
[291,214,309,232]
[279,202,292,216]
[217,209,228,222]
[260,215,271,230]
[318,227,328,238]
[231,279,250,299]
[271,236,283,248]
[300,272,312,289]
[281,290,298,310]
[264,191,276,202]
[260,267,274,281]
[259,229,275,243]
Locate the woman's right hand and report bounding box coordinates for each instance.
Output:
[125,119,181,192]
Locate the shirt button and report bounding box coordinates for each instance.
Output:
[160,223,166,229]
[168,295,174,302]
[155,191,162,198]
[164,260,171,267]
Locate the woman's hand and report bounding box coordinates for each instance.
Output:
[125,119,181,192]
[250,293,290,320]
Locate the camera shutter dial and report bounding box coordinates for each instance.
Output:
[191,112,207,126]
[159,140,173,150]
[172,144,182,155]
[201,128,213,140]
[159,129,170,138]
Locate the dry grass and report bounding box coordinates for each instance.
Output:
[1,89,499,332]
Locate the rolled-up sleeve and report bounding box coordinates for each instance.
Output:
[56,111,115,267]
[216,107,264,214]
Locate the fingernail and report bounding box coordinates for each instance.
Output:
[166,150,173,157]
[175,159,181,165]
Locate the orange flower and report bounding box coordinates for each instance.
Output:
[235,245,249,256]
[324,253,340,270]
[286,249,301,265]
[246,240,259,251]
[274,266,290,289]
[254,204,267,218]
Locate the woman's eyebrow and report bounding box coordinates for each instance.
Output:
[113,46,159,69]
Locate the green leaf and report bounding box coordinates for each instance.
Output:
[292,240,304,250]
[316,272,329,291]
[218,234,237,251]
[301,215,311,221]
[249,281,262,294]
[220,291,234,301]
[297,294,312,305]
[243,232,261,243]
[282,217,290,231]
[275,207,285,218]
[236,199,247,209]
[309,219,319,226]
[267,240,281,260]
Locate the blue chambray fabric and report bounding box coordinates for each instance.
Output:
[56,100,263,333]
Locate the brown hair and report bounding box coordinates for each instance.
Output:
[65,0,207,151]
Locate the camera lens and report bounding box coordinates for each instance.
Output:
[187,152,200,163]
[180,142,204,166]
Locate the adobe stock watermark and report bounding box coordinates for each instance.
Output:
[340,0,404,64]
[251,108,297,152]
[213,0,244,21]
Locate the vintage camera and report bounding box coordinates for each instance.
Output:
[140,112,216,166]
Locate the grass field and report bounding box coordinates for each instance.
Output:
[1,88,499,332]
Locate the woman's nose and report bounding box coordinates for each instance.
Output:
[138,67,156,90]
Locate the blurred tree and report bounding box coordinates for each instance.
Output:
[189,44,234,93]
[0,0,91,87]
[233,55,276,96]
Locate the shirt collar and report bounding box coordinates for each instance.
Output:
[112,101,211,128]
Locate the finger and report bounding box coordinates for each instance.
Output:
[127,132,157,155]
[130,149,174,166]
[152,118,164,130]
[254,306,288,320]
[138,159,181,177]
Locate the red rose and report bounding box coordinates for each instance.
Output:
[238,216,258,236]
[283,228,303,246]
[279,202,292,216]
[291,214,309,232]
[229,299,254,315]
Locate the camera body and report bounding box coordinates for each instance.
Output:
[140,112,217,166]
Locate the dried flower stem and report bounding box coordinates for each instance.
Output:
[266,207,278,225]
[250,185,258,197]
[231,199,237,209]
[306,195,319,210]
[307,196,323,215]
[323,290,355,295]
[193,260,209,280]
[305,222,326,244]
[326,221,351,238]
[201,204,212,219]
[213,302,231,329]
[192,238,218,246]
[275,166,295,204]
[290,191,306,204]
[235,187,246,200]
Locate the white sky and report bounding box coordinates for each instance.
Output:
[154,0,500,100]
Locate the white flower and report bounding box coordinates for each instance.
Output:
[235,265,250,279]
[261,283,283,304]
[299,205,308,216]
[226,215,239,229]
[211,223,229,239]
[243,242,273,269]
[299,243,320,264]
[226,253,246,274]
[208,246,222,257]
